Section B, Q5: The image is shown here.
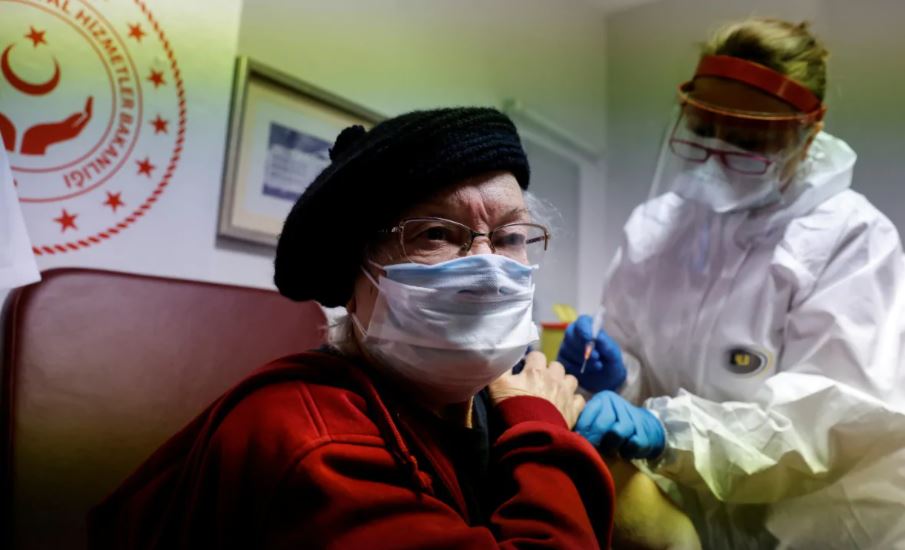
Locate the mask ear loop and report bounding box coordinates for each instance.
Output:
[350,262,385,338]
[361,263,382,289]
[349,308,369,338]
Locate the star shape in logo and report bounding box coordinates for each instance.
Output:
[127,23,146,42]
[147,69,166,88]
[150,115,169,134]
[103,191,125,212]
[25,26,47,48]
[54,209,78,232]
[136,157,155,177]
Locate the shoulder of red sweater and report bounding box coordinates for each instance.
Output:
[211,352,386,454]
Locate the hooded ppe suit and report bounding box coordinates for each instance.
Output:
[605,132,905,549]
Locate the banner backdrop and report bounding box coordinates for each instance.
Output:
[0,0,258,286]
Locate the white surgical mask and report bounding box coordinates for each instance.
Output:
[673,155,783,213]
[351,254,539,404]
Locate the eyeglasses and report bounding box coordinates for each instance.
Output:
[379,217,550,265]
[669,138,774,175]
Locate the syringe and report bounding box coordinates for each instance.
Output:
[579,306,607,374]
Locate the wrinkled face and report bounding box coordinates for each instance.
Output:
[348,171,527,328]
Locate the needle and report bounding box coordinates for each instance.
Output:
[579,306,606,374]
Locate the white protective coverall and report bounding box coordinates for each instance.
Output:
[604,132,905,549]
[0,148,39,290]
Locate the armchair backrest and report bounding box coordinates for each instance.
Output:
[1,269,327,549]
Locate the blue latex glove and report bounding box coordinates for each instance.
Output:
[575,391,665,460]
[557,314,627,392]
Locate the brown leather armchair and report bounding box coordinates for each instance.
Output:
[1,269,327,549]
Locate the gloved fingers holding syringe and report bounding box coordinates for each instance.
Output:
[556,307,627,393]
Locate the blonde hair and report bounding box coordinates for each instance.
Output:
[702,18,828,100]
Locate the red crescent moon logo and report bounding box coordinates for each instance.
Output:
[1,44,61,96]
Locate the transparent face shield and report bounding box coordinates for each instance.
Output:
[649,101,816,213]
[647,56,826,214]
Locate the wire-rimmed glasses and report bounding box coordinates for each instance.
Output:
[380,217,550,265]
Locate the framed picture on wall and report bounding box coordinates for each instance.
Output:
[219,57,383,246]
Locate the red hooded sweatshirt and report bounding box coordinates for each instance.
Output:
[88,351,615,549]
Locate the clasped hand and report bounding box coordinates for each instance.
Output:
[557,314,627,392]
[576,391,665,460]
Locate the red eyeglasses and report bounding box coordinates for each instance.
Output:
[669,138,774,175]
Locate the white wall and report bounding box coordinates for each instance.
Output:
[821,0,905,234]
[239,0,608,147]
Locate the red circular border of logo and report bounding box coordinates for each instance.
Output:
[33,0,185,256]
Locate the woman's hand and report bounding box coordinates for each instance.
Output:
[576,390,665,459]
[488,351,585,428]
[557,315,627,392]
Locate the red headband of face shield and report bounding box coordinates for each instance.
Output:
[677,55,826,125]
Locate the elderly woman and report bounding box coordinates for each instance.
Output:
[88,107,616,549]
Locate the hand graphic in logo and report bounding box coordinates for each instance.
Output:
[1,41,93,156]
[20,96,93,155]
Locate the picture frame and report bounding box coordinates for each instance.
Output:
[218,56,383,246]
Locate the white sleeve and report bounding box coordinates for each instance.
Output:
[645,378,905,503]
[600,246,647,405]
[0,150,39,290]
[643,210,905,504]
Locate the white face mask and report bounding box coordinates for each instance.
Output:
[667,133,804,213]
[673,155,783,213]
[351,254,539,404]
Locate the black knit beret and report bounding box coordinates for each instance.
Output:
[274,106,530,307]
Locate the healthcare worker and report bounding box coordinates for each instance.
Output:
[0,147,39,291]
[559,18,905,549]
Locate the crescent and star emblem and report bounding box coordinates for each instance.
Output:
[3,1,185,256]
[1,44,61,96]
